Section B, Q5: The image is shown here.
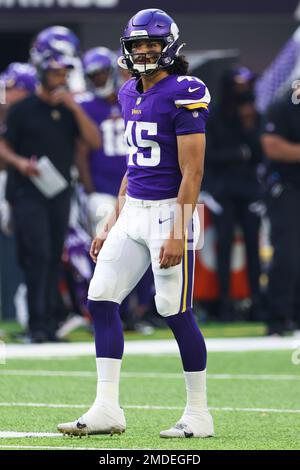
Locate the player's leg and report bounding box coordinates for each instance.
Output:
[149,212,214,438]
[12,193,51,342]
[212,198,236,321]
[57,221,150,435]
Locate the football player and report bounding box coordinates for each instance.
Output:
[75,47,155,332]
[58,8,214,438]
[76,47,127,237]
[30,26,85,93]
[1,62,37,108]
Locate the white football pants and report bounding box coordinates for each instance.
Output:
[88,195,200,317]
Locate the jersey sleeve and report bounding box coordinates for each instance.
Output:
[1,102,22,149]
[174,76,211,111]
[172,76,211,135]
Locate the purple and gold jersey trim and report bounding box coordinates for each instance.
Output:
[175,102,209,110]
[179,219,195,313]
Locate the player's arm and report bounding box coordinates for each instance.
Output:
[0,154,6,171]
[261,134,300,162]
[51,90,101,150]
[0,104,39,176]
[89,171,128,263]
[0,139,39,176]
[159,133,205,269]
[261,99,300,163]
[75,139,96,194]
[67,102,101,150]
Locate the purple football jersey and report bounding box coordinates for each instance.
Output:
[77,92,127,196]
[118,74,210,200]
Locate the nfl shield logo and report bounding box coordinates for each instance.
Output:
[136,97,142,105]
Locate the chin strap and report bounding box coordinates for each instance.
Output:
[117,56,128,70]
[176,42,186,56]
[118,41,186,76]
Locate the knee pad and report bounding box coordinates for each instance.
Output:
[88,265,118,301]
[155,292,180,317]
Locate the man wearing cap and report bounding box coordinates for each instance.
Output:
[0,28,100,343]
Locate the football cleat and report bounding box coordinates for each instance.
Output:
[160,411,214,438]
[57,405,126,437]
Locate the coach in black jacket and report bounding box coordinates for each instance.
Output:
[0,58,100,343]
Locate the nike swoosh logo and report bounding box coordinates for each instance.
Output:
[188,86,201,92]
[76,422,87,429]
[159,217,173,225]
[184,431,194,438]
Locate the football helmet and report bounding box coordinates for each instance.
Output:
[30,26,80,70]
[2,62,37,93]
[119,9,184,75]
[83,47,117,98]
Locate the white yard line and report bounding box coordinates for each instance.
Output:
[207,373,300,381]
[0,402,299,414]
[3,336,300,358]
[0,369,299,381]
[0,402,87,409]
[0,444,150,450]
[0,432,60,438]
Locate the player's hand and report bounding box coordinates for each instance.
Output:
[89,231,108,263]
[16,156,39,177]
[51,89,78,112]
[159,237,184,269]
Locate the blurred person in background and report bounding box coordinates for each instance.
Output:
[77,47,127,237]
[30,25,85,94]
[76,46,158,333]
[261,83,300,336]
[0,63,37,324]
[0,27,100,343]
[205,67,263,322]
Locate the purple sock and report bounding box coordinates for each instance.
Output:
[166,308,207,371]
[87,300,124,359]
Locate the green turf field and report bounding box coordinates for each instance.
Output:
[0,350,299,450]
[0,320,267,343]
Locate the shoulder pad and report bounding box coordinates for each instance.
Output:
[118,78,136,95]
[74,91,94,104]
[173,75,211,110]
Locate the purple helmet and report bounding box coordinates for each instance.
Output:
[37,51,75,72]
[3,62,37,93]
[119,9,183,75]
[231,66,256,84]
[30,26,80,69]
[83,47,116,75]
[83,47,117,97]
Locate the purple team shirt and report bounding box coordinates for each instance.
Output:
[77,92,127,196]
[118,74,210,200]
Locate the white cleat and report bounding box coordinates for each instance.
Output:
[57,405,126,437]
[160,411,214,438]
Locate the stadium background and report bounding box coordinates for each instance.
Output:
[1,1,300,319]
[0,0,299,452]
[0,0,299,73]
